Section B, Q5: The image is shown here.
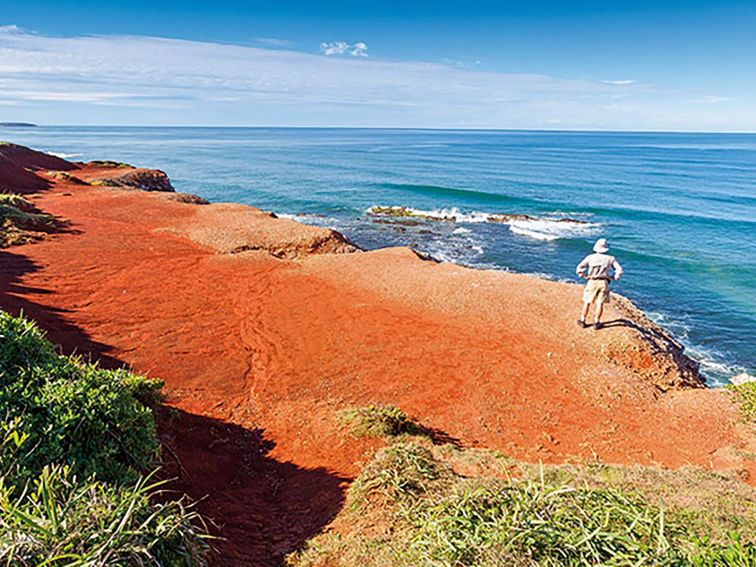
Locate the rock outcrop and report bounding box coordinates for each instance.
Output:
[89,167,175,192]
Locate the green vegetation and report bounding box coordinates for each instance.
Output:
[290,408,756,567]
[88,160,133,168]
[0,311,161,486]
[0,311,209,565]
[339,404,421,438]
[348,442,447,505]
[0,193,56,247]
[727,381,756,422]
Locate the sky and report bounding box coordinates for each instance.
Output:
[1,0,755,130]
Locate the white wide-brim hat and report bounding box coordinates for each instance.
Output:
[593,238,609,253]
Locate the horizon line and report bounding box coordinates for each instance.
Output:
[3,125,756,135]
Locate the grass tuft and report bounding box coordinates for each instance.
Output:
[349,442,446,506]
[339,404,421,438]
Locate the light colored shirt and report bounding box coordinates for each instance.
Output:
[576,253,623,281]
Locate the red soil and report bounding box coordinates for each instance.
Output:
[1,154,754,565]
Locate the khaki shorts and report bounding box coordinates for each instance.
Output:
[583,279,610,305]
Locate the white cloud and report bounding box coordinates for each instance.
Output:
[601,80,636,86]
[320,41,368,57]
[687,95,731,104]
[0,29,751,130]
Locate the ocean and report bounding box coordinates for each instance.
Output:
[4,126,755,385]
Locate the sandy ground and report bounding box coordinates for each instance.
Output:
[1,159,754,565]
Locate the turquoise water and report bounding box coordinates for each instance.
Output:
[4,126,755,385]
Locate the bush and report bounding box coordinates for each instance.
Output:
[0,311,160,487]
[0,311,209,565]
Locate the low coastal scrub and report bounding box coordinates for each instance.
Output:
[728,381,756,422]
[88,159,134,168]
[291,410,756,566]
[0,311,209,565]
[339,404,421,438]
[0,193,56,247]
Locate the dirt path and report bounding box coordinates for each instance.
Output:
[1,164,754,564]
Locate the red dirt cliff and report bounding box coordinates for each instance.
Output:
[1,145,753,565]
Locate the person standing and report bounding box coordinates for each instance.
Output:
[576,238,623,329]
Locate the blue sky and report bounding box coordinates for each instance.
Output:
[1,1,755,130]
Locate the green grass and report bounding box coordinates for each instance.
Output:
[348,442,448,506]
[727,382,756,422]
[0,311,209,565]
[0,464,209,566]
[290,410,756,567]
[338,404,421,438]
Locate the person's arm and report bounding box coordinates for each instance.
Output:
[576,256,589,279]
[612,258,624,280]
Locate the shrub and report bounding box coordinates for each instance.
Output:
[339,404,420,438]
[0,310,57,372]
[0,311,210,565]
[0,311,160,487]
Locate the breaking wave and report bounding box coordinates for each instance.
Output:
[367,205,603,241]
[49,151,83,159]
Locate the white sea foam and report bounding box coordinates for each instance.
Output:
[49,151,82,159]
[368,205,602,241]
[508,218,602,241]
[647,311,748,387]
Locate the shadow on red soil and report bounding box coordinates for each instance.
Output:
[1,247,347,566]
[158,408,347,566]
[0,249,122,367]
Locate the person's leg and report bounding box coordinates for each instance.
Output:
[578,281,596,327]
[594,283,608,328]
[595,299,604,324]
[580,300,591,323]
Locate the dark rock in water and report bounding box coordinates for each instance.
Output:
[91,168,175,192]
[368,205,590,226]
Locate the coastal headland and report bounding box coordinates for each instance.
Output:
[1,143,754,564]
